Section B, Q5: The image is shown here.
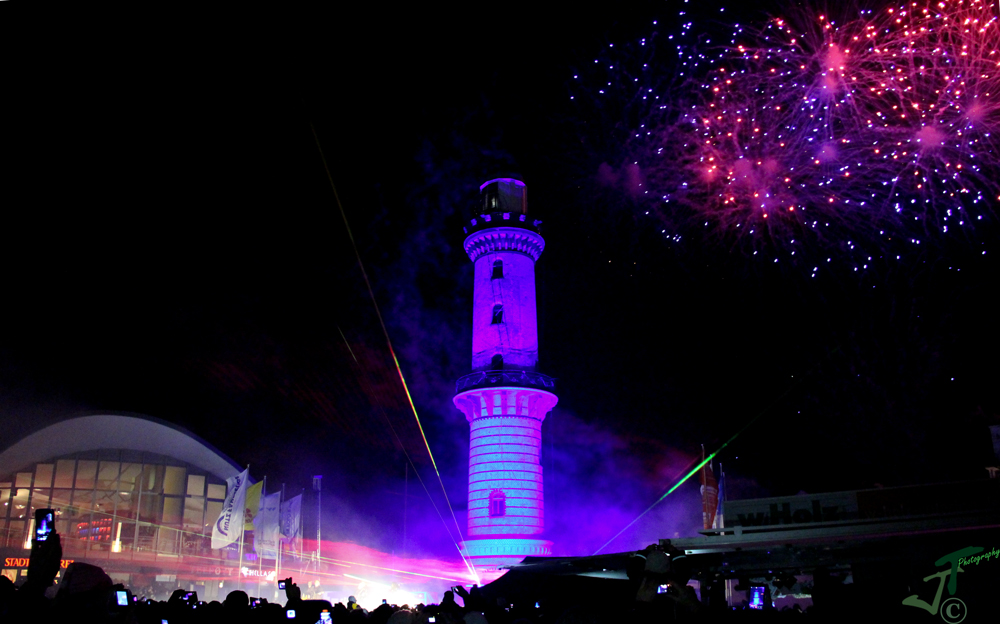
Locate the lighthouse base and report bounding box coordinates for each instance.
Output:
[461,538,553,583]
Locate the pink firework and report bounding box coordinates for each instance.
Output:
[854,0,1000,237]
[628,0,1000,268]
[659,10,880,255]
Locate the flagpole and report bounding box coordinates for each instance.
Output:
[237,465,249,592]
[299,488,304,574]
[237,530,245,591]
[403,461,408,562]
[700,444,706,530]
[257,476,266,598]
[277,483,285,602]
[300,488,305,567]
[314,475,322,572]
[724,463,732,608]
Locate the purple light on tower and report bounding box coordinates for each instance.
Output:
[454,178,558,582]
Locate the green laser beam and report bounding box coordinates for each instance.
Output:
[591,347,840,556]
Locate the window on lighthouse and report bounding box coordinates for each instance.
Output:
[489,490,506,517]
[492,304,504,324]
[491,259,504,279]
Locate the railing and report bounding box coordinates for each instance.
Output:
[455,370,556,394]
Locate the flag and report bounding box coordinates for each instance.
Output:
[243,481,264,530]
[280,493,302,558]
[699,447,718,531]
[713,472,725,529]
[212,468,250,550]
[254,491,281,559]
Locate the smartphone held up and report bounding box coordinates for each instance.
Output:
[34,508,56,542]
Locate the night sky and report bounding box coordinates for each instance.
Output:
[4,2,999,561]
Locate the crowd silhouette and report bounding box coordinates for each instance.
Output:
[0,532,834,622]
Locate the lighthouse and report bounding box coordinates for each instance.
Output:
[453,177,558,581]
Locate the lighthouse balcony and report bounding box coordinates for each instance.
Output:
[455,369,555,393]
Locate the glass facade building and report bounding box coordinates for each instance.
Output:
[0,414,253,600]
[0,450,228,556]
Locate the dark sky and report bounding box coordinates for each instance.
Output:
[3,2,999,560]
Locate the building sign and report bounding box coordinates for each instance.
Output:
[4,558,75,569]
[725,481,1000,528]
[189,565,239,579]
[240,567,276,581]
[725,492,857,527]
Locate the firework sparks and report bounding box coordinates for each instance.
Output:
[574,1,1000,274]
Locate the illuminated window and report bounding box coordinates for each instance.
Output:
[489,490,506,517]
[35,465,54,489]
[75,462,97,490]
[141,465,164,493]
[164,467,186,495]
[187,475,206,497]
[12,489,29,520]
[97,462,120,490]
[207,483,226,500]
[184,496,205,528]
[492,304,503,324]
[53,460,75,488]
[492,259,504,279]
[206,500,223,527]
[163,496,183,525]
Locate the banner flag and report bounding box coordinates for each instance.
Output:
[713,472,725,529]
[280,493,302,559]
[699,446,719,531]
[254,491,281,559]
[211,468,250,550]
[243,481,263,530]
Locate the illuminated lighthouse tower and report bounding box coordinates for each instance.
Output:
[453,178,558,581]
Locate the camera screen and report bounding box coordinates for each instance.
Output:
[278,581,286,589]
[116,591,129,606]
[35,512,54,541]
[749,586,765,610]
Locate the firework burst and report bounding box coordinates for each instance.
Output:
[574,1,1000,275]
[857,0,1000,237]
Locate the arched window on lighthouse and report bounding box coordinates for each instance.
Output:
[490,354,504,370]
[489,490,506,517]
[491,259,504,279]
[491,304,504,324]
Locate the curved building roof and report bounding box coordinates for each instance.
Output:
[0,414,242,481]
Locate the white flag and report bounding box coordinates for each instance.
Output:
[280,493,302,558]
[212,468,250,550]
[254,491,281,559]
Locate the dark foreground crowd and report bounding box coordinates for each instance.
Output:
[0,534,844,623]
